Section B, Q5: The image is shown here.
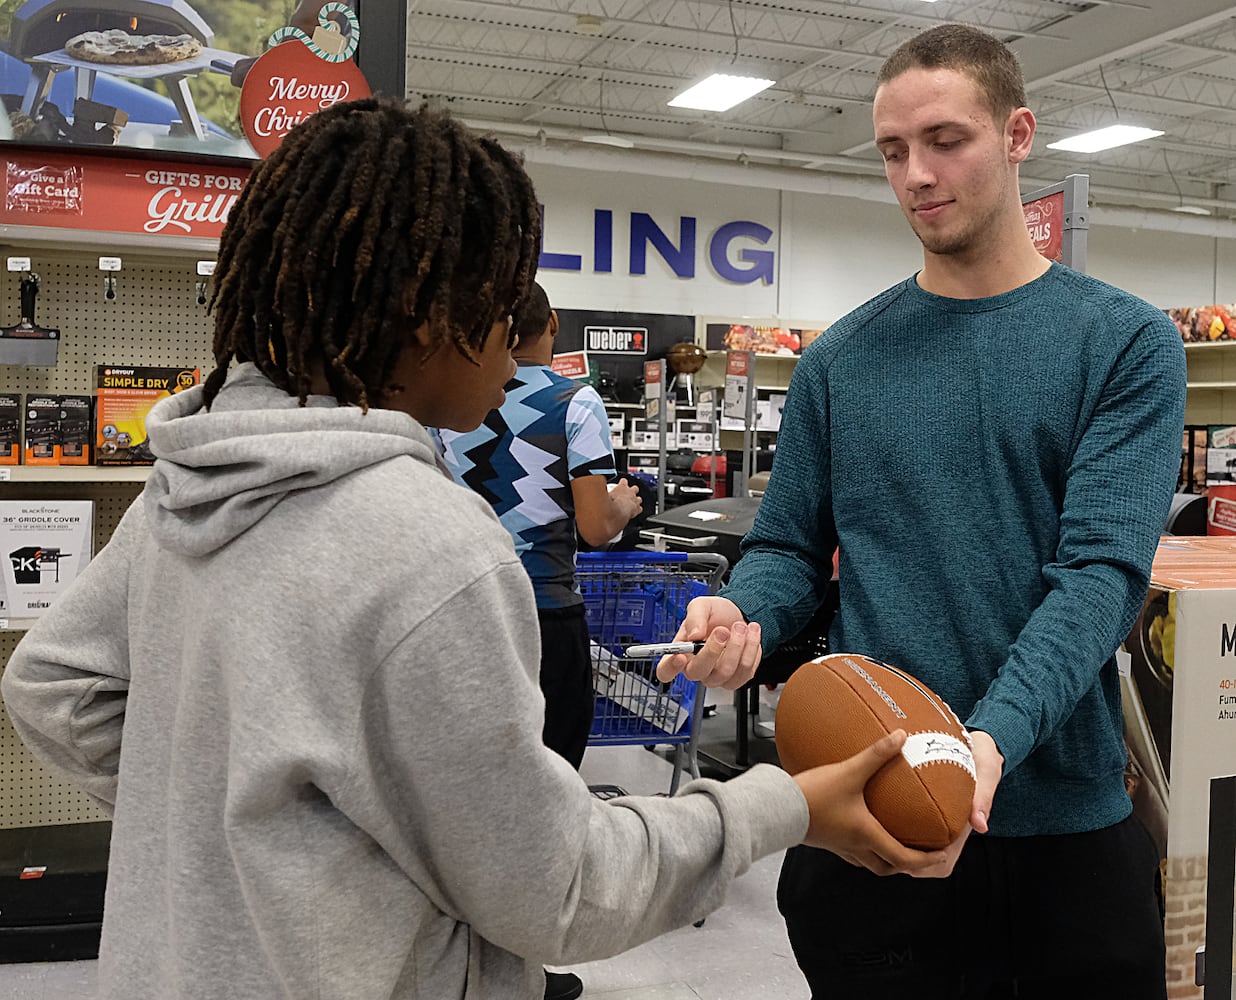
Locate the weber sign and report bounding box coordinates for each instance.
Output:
[585,326,648,355]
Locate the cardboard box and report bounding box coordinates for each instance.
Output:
[591,643,689,734]
[95,365,200,465]
[1121,536,1236,998]
[0,394,18,466]
[57,394,92,465]
[629,418,674,450]
[22,394,59,466]
[0,500,94,623]
[675,419,715,451]
[607,414,625,449]
[627,453,659,477]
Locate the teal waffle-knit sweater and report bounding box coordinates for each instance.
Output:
[722,263,1186,837]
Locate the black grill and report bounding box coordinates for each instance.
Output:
[3,0,214,59]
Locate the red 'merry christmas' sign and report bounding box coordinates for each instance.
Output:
[240,3,370,159]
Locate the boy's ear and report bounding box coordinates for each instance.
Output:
[549,309,560,341]
[410,320,433,349]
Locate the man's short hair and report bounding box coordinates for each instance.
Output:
[877,24,1027,123]
[512,282,552,345]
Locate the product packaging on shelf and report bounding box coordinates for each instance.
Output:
[1121,535,1236,995]
[0,393,18,465]
[58,394,93,466]
[675,419,715,451]
[0,500,94,622]
[607,414,625,449]
[94,365,200,465]
[22,394,60,466]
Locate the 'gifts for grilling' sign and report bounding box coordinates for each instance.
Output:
[0,151,250,239]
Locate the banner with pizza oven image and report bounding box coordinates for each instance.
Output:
[0,1,368,159]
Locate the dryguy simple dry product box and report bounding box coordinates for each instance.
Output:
[1121,536,1236,997]
[94,365,200,465]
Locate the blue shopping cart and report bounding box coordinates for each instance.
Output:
[579,550,729,794]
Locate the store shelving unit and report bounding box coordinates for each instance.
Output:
[1,467,151,483]
[1184,341,1236,425]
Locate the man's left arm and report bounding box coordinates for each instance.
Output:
[966,318,1186,777]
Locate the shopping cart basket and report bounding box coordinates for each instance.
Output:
[579,550,729,794]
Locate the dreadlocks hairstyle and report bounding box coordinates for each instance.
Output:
[510,281,552,346]
[204,98,542,411]
[877,24,1027,124]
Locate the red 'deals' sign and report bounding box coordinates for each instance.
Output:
[0,149,251,239]
[240,41,370,159]
[1023,191,1064,263]
[550,351,590,380]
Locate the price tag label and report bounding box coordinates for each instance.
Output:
[7,257,30,272]
[0,469,9,480]
[98,256,123,271]
[197,260,217,276]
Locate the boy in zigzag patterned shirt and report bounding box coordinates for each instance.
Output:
[437,283,643,770]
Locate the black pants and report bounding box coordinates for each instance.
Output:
[536,604,594,770]
[778,813,1166,1000]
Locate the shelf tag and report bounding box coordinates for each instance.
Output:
[7,256,30,272]
[197,260,216,277]
[0,469,9,481]
[98,256,122,271]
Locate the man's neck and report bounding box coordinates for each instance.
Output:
[917,218,1052,300]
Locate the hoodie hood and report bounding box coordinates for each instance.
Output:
[143,364,446,556]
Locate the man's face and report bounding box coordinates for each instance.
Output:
[873,67,1018,258]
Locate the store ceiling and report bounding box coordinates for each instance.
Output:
[405,0,1236,218]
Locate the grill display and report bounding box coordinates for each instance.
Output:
[1,0,245,146]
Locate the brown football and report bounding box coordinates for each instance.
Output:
[775,653,975,850]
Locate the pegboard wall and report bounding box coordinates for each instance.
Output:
[0,245,217,396]
[1,481,142,828]
[1,241,216,830]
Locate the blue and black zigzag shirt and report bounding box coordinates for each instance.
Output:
[438,363,616,609]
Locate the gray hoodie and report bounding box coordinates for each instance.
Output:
[2,364,808,1000]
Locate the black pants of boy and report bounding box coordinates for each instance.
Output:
[536,604,594,770]
[778,812,1165,1000]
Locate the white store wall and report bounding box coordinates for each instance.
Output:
[527,161,1236,324]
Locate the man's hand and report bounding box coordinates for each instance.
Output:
[965,729,1004,833]
[793,730,949,876]
[901,728,1004,878]
[654,596,762,690]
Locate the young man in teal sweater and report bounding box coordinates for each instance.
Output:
[658,24,1186,999]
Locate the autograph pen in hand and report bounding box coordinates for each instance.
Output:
[624,641,707,658]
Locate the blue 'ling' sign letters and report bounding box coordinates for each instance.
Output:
[538,207,775,285]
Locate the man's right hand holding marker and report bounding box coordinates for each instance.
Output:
[654,596,763,690]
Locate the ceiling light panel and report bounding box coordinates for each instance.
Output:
[668,73,776,112]
[1046,124,1165,153]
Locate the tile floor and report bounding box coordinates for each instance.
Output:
[0,706,806,1000]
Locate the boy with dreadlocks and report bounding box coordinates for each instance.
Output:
[2,99,945,1000]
